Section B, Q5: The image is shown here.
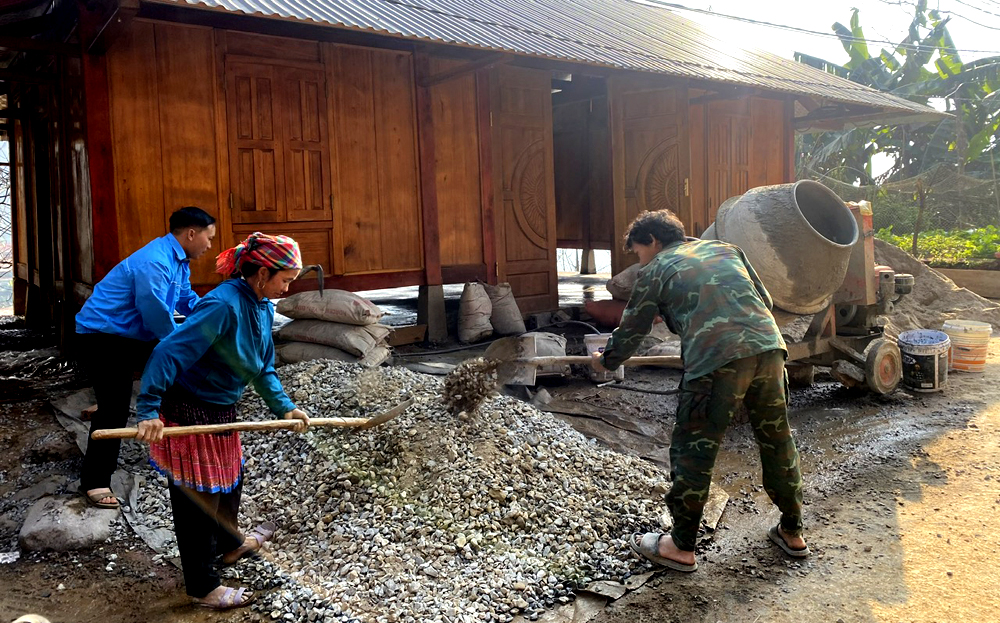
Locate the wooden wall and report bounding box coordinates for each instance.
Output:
[102,20,436,292]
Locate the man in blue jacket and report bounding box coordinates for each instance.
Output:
[76,206,217,508]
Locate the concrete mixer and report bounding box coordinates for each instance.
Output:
[703,180,913,394]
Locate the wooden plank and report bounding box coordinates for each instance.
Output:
[154,23,221,285]
[688,99,708,235]
[784,97,795,182]
[588,94,613,249]
[372,49,423,271]
[330,45,382,274]
[415,53,443,285]
[553,99,589,246]
[429,57,483,269]
[82,53,120,281]
[107,20,165,258]
[213,29,235,272]
[225,30,321,63]
[387,324,427,347]
[13,120,30,279]
[441,263,487,283]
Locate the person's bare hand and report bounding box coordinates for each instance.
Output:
[590,351,610,373]
[135,418,165,444]
[284,408,311,433]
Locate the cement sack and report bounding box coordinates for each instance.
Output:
[528,332,571,378]
[606,264,641,301]
[458,283,493,343]
[278,320,391,357]
[484,283,526,335]
[277,342,390,368]
[277,290,383,326]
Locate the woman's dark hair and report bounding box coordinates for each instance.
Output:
[169,206,216,232]
[623,210,686,251]
[239,262,281,281]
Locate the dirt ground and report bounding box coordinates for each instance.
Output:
[1,323,998,623]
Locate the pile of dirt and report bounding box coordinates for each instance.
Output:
[874,239,1000,336]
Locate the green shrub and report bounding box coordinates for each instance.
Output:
[875,226,1000,261]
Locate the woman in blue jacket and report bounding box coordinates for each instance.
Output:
[134,233,311,610]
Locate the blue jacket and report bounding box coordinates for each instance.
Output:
[76,234,199,341]
[136,279,296,421]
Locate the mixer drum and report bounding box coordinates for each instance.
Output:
[706,180,859,315]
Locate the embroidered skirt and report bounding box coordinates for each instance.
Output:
[149,387,244,493]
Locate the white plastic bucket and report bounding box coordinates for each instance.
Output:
[584,333,625,383]
[941,320,992,373]
[898,330,950,392]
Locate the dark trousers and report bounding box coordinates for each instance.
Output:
[168,478,245,598]
[667,349,804,551]
[78,332,157,491]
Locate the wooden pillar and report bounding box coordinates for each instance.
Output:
[414,53,447,342]
[476,68,497,285]
[580,248,597,274]
[82,52,119,281]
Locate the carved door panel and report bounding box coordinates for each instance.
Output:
[281,67,332,222]
[707,106,752,223]
[490,66,558,314]
[226,62,285,224]
[610,79,690,274]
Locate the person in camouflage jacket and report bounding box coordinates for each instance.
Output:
[592,209,808,572]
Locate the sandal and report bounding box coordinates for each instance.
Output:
[79,486,120,510]
[768,525,810,558]
[221,521,276,566]
[628,532,698,572]
[193,586,255,610]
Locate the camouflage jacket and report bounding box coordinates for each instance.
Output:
[599,239,786,381]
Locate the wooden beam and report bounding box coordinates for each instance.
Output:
[419,52,508,88]
[476,68,498,285]
[80,0,139,54]
[0,36,79,56]
[689,87,757,106]
[784,96,795,182]
[0,69,57,84]
[81,52,120,280]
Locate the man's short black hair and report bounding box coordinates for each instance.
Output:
[623,210,686,251]
[169,206,216,232]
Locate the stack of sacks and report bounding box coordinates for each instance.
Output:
[275,290,391,367]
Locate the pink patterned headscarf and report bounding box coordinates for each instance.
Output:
[216,232,302,277]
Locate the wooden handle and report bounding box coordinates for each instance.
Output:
[528,355,683,368]
[92,416,370,440]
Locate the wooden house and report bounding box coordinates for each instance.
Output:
[2,0,940,341]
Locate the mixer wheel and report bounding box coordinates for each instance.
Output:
[865,338,901,395]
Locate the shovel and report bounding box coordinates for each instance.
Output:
[91,397,414,440]
[486,334,683,386]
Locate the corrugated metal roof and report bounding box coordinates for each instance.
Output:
[146,0,940,118]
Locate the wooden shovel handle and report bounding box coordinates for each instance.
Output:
[92,416,370,440]
[529,355,683,369]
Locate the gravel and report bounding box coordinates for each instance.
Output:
[124,361,672,622]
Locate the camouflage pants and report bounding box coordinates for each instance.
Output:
[667,349,803,551]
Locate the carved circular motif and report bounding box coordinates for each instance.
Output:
[638,142,679,214]
[511,141,549,249]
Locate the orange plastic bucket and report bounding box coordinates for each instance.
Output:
[942,320,992,373]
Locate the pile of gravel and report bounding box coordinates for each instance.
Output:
[130,361,670,623]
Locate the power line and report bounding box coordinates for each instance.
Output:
[633,1,1000,55]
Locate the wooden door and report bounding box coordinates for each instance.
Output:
[707,101,752,224]
[227,62,284,224]
[490,65,559,314]
[281,67,332,222]
[610,79,690,274]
